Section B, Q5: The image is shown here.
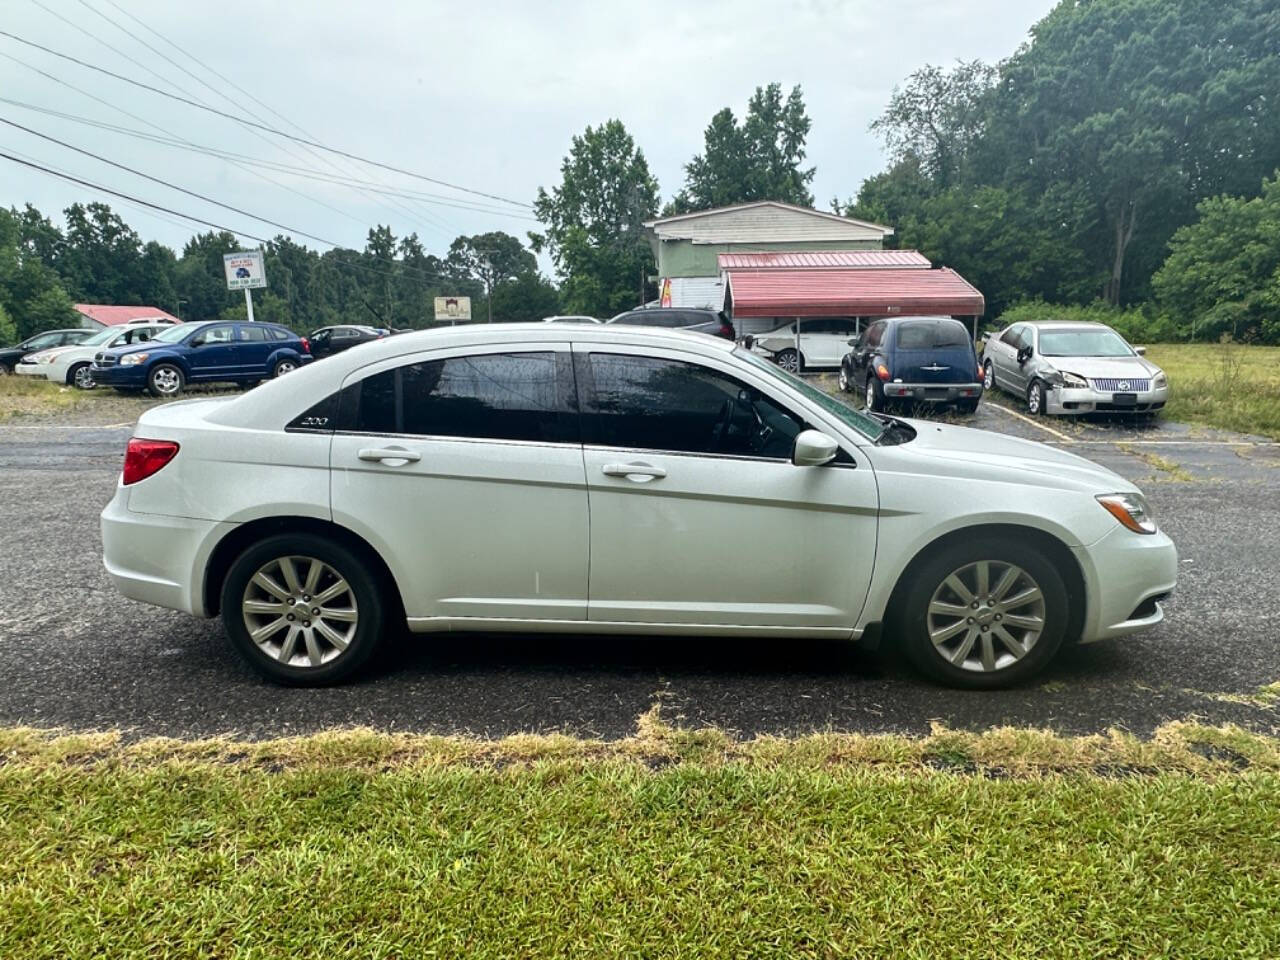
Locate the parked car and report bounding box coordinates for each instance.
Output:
[750,317,861,371]
[542,315,602,324]
[90,320,312,397]
[101,323,1176,690]
[15,321,174,389]
[607,307,735,340]
[841,316,984,414]
[982,321,1168,417]
[307,325,384,360]
[0,328,96,373]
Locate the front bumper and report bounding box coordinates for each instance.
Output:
[101,485,232,618]
[14,362,49,380]
[883,381,983,403]
[1046,383,1169,415]
[90,362,149,387]
[1073,524,1178,643]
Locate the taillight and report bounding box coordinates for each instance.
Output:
[717,322,734,340]
[875,363,891,381]
[300,337,311,354]
[122,438,179,485]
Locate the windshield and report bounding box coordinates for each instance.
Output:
[1039,328,1133,358]
[736,348,886,442]
[150,324,197,344]
[896,320,971,349]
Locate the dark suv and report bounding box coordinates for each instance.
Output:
[0,328,95,373]
[841,315,983,414]
[606,308,735,340]
[91,320,312,397]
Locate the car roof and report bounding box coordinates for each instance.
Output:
[1016,320,1113,331]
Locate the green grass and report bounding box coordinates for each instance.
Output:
[0,374,89,421]
[1146,343,1280,439]
[2,719,1278,958]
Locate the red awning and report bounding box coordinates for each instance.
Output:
[717,250,930,270]
[725,267,984,318]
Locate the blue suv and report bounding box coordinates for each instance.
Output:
[91,320,313,397]
[840,315,984,414]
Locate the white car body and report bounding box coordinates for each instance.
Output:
[751,317,861,369]
[101,324,1177,686]
[16,322,174,387]
[541,315,601,324]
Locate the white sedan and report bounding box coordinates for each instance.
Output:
[17,321,172,389]
[101,324,1177,689]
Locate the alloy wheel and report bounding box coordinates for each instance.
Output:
[983,361,994,390]
[838,368,849,391]
[777,350,799,373]
[865,378,875,409]
[1027,382,1041,415]
[926,560,1046,673]
[241,555,358,668]
[275,360,297,377]
[73,365,95,390]
[151,367,181,396]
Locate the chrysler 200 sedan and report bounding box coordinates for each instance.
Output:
[101,325,1177,689]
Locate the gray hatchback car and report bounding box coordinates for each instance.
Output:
[982,321,1169,416]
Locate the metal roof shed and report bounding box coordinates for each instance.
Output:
[717,250,931,270]
[724,267,985,319]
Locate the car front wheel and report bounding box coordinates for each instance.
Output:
[148,363,184,398]
[221,533,385,685]
[69,362,95,389]
[1027,379,1047,416]
[896,536,1068,689]
[982,360,995,391]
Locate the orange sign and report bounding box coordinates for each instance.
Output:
[659,278,672,308]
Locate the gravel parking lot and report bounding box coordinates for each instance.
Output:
[1,394,1278,741]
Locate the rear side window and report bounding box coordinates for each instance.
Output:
[353,351,576,443]
[239,325,267,341]
[269,327,290,341]
[896,321,970,350]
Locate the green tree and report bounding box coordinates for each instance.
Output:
[671,84,815,213]
[58,202,146,304]
[175,231,239,322]
[1153,174,1280,342]
[0,302,16,344]
[531,119,659,317]
[870,61,997,189]
[447,232,536,322]
[489,271,561,322]
[0,207,78,339]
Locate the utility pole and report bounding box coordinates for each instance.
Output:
[483,256,494,323]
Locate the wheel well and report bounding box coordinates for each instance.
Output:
[203,516,405,622]
[884,523,1086,644]
[65,360,89,385]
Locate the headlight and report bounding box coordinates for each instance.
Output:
[1097,492,1157,534]
[120,353,149,366]
[1061,371,1089,388]
[1153,372,1167,388]
[39,354,59,364]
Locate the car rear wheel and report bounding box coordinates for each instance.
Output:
[775,349,801,374]
[221,533,385,686]
[896,537,1068,689]
[148,363,184,398]
[273,359,297,378]
[69,362,95,390]
[864,376,884,412]
[982,359,995,391]
[1026,379,1046,416]
[838,366,850,392]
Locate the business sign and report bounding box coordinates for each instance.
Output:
[223,251,267,291]
[434,296,471,322]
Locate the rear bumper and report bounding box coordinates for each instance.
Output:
[1073,524,1178,643]
[883,381,983,403]
[101,486,230,618]
[1046,383,1169,415]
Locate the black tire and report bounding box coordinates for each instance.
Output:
[864,375,885,412]
[894,535,1069,689]
[775,348,802,374]
[68,362,95,390]
[220,532,386,686]
[982,359,996,391]
[1026,379,1047,416]
[956,399,979,415]
[272,359,298,378]
[148,363,184,398]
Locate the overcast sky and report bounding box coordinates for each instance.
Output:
[1,0,1056,264]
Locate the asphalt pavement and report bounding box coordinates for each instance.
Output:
[1,396,1278,741]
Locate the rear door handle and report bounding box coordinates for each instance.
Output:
[602,462,666,481]
[357,446,421,464]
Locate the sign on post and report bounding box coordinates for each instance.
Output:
[434,296,472,323]
[223,251,267,291]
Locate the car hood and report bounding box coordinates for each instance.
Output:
[20,346,69,362]
[881,418,1131,493]
[1040,355,1160,378]
[102,341,165,359]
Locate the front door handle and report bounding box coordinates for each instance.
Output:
[357,446,421,464]
[602,462,666,481]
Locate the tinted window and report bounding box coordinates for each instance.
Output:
[1000,326,1022,346]
[864,322,885,348]
[612,311,683,328]
[239,325,267,341]
[334,328,356,340]
[25,333,62,350]
[580,353,803,459]
[355,351,575,443]
[269,327,290,341]
[895,320,971,350]
[198,325,235,345]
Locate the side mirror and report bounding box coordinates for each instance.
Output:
[792,429,838,467]
[1017,346,1032,364]
[742,334,754,350]
[1134,345,1147,356]
[847,337,861,348]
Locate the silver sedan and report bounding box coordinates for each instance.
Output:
[982,321,1169,416]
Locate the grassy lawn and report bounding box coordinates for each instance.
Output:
[1145,343,1280,439]
[3,719,1278,958]
[0,374,94,421]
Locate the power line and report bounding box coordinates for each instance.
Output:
[0,97,539,219]
[0,29,534,209]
